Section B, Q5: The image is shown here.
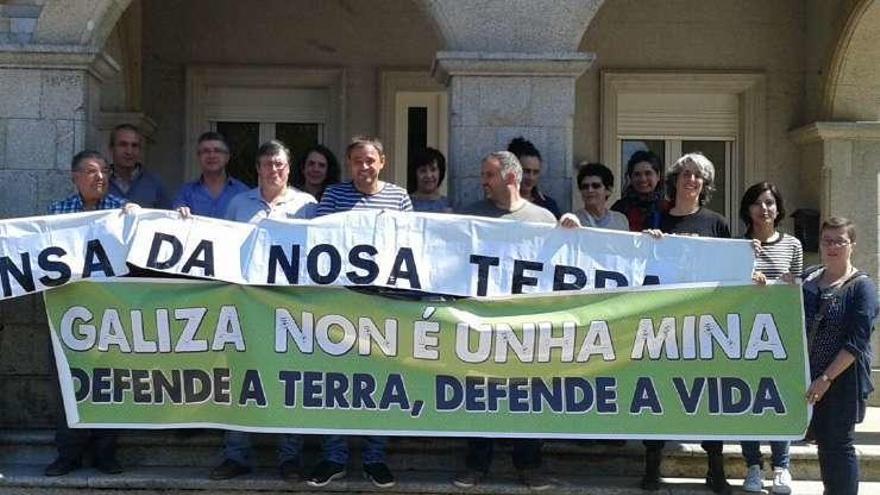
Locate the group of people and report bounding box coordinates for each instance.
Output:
[41,125,876,495]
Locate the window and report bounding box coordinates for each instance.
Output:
[601,71,766,231]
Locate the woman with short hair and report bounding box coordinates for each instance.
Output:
[572,162,628,230]
[802,216,878,495]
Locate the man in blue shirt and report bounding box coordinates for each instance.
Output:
[108,124,171,209]
[173,131,248,218]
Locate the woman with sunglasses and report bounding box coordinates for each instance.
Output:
[571,162,628,230]
[802,217,877,495]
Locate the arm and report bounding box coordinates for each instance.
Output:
[807,278,878,404]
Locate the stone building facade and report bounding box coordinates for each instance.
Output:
[1,0,879,427]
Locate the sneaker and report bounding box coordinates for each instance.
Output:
[771,467,792,494]
[363,462,395,488]
[279,459,302,482]
[44,457,81,477]
[209,459,251,480]
[452,469,485,488]
[306,460,346,487]
[742,464,763,492]
[94,457,123,475]
[517,469,554,491]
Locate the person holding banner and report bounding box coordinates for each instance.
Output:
[45,150,134,476]
[210,140,316,482]
[172,131,248,218]
[738,182,802,494]
[455,150,555,491]
[569,162,629,230]
[308,136,409,489]
[611,150,668,231]
[642,152,732,494]
[803,217,878,495]
[291,144,341,201]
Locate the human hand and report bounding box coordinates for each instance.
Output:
[558,213,582,229]
[120,203,141,215]
[752,271,767,286]
[177,206,192,219]
[642,229,663,239]
[805,376,832,405]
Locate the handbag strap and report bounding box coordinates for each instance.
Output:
[806,269,865,348]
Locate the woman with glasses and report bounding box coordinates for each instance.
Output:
[737,182,802,494]
[612,150,668,231]
[802,217,877,495]
[571,162,628,230]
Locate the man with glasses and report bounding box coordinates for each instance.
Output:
[173,131,248,218]
[210,140,316,482]
[45,150,133,476]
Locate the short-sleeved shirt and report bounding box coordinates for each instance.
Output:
[109,164,171,209]
[317,181,412,215]
[460,199,556,225]
[225,187,317,224]
[48,193,127,215]
[574,208,630,231]
[660,207,730,238]
[172,175,249,219]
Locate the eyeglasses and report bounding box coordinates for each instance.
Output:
[821,238,851,248]
[579,182,604,190]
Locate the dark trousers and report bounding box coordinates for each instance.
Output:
[55,421,117,463]
[811,373,861,495]
[643,440,722,455]
[465,438,542,473]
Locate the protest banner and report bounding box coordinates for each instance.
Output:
[0,211,132,300]
[2,209,754,300]
[45,279,808,440]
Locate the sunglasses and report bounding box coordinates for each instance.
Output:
[579,182,604,190]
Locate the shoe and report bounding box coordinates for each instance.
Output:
[95,457,123,474]
[452,469,485,488]
[363,462,395,488]
[306,460,346,487]
[517,469,553,491]
[279,459,302,482]
[771,467,792,494]
[44,457,81,476]
[742,464,763,492]
[209,459,251,480]
[705,453,732,495]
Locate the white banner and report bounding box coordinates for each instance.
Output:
[125,209,754,297]
[1,209,755,300]
[0,210,132,300]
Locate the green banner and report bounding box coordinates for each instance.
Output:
[44,279,808,440]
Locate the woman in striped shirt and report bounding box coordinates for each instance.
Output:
[738,182,803,494]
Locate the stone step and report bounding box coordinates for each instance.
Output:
[2,464,880,494]
[3,429,880,482]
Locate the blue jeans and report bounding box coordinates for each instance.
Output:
[223,431,302,466]
[322,435,387,465]
[810,372,861,495]
[740,441,791,469]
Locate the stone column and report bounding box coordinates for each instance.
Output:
[0,47,118,427]
[432,53,593,210]
[791,121,880,405]
[420,0,602,211]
